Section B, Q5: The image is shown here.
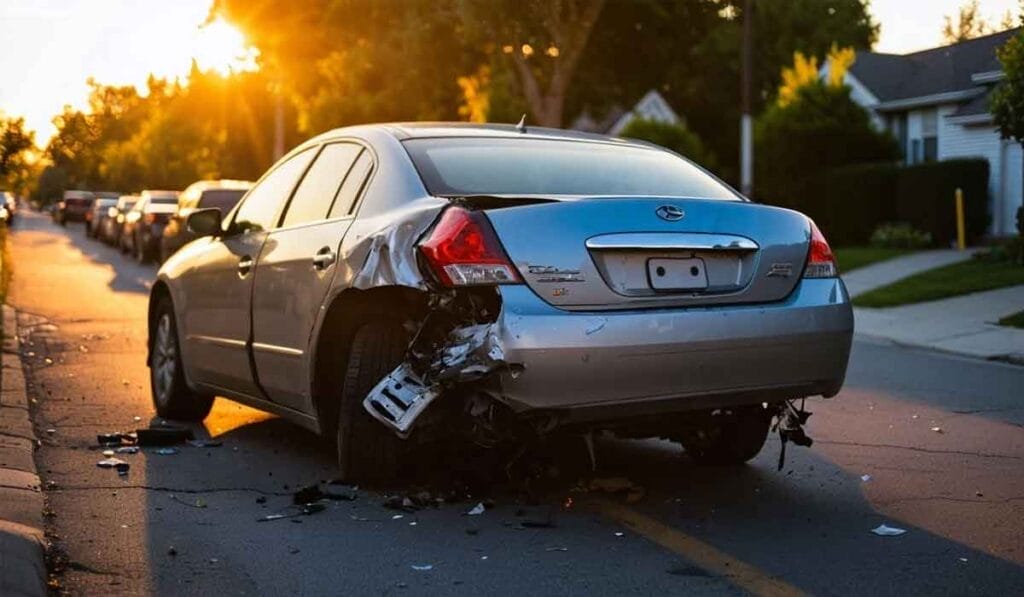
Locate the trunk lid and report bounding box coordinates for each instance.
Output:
[484,197,811,310]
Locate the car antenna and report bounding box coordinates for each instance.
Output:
[515,114,527,133]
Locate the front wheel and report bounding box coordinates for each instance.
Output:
[678,405,772,466]
[150,298,214,421]
[335,319,411,483]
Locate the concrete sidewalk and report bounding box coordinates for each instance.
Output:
[841,248,973,297]
[854,285,1024,362]
[0,305,46,597]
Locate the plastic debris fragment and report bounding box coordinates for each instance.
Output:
[411,565,433,571]
[871,524,907,537]
[466,503,486,516]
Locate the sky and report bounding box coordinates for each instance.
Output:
[0,0,1022,145]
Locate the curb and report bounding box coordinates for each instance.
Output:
[0,304,46,597]
[853,330,1024,366]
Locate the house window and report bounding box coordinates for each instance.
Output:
[921,109,938,162]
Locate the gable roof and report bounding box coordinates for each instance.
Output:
[849,28,1018,102]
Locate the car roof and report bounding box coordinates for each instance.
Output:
[306,122,649,149]
[185,179,253,193]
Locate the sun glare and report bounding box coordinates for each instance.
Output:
[191,17,259,75]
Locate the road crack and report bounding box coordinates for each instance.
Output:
[48,484,291,497]
[818,439,1023,460]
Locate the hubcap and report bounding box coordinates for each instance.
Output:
[152,314,176,403]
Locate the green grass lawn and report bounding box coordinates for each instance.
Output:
[999,310,1024,329]
[854,259,1024,308]
[833,247,914,273]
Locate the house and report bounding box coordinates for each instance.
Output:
[571,89,681,136]
[822,29,1022,236]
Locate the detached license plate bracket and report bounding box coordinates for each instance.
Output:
[647,257,709,291]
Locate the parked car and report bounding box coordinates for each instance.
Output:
[160,180,252,262]
[85,195,120,238]
[53,190,94,225]
[148,123,853,482]
[102,195,139,245]
[0,192,15,225]
[121,190,178,262]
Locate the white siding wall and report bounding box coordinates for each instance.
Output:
[939,114,1003,235]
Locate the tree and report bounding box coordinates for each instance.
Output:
[619,118,717,172]
[755,52,898,208]
[460,0,606,127]
[992,26,1024,144]
[942,0,992,43]
[0,115,34,182]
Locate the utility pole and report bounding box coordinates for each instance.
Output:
[740,0,754,197]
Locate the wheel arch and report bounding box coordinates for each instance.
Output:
[309,285,429,438]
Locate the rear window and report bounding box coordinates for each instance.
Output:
[149,197,177,204]
[402,137,738,200]
[198,189,246,212]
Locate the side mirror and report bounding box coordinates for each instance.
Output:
[187,208,222,237]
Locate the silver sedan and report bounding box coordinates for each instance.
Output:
[148,123,853,481]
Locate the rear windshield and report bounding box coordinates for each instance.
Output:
[402,137,738,200]
[149,197,177,204]
[198,189,246,212]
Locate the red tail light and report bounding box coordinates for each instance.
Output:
[419,207,520,286]
[804,219,838,278]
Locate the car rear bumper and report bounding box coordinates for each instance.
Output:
[491,278,853,419]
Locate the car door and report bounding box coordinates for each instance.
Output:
[179,148,317,396]
[250,142,374,412]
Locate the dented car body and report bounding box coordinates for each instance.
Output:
[148,123,853,477]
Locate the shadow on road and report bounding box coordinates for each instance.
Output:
[12,211,155,295]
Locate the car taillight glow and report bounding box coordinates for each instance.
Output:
[418,207,520,286]
[803,219,838,278]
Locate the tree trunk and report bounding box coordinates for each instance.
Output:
[506,0,605,128]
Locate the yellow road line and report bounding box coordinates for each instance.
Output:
[587,497,805,597]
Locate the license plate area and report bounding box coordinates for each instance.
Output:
[647,257,708,291]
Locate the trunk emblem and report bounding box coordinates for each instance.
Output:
[655,205,685,221]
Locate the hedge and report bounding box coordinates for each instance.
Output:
[771,158,990,247]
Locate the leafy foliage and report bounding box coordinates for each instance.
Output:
[754,81,899,207]
[992,25,1024,144]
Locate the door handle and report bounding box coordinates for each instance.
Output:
[238,256,254,276]
[312,247,336,270]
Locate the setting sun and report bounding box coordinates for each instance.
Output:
[191,17,259,75]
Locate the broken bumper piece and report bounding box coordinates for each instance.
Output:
[363,323,513,438]
[363,363,440,438]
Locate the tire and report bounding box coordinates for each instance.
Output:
[150,298,214,421]
[679,405,772,466]
[335,319,410,483]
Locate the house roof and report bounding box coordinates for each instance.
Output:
[951,88,993,117]
[850,28,1018,102]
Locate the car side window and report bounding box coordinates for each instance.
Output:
[281,143,362,227]
[231,148,316,234]
[328,150,373,219]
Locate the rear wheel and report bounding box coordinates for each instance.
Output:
[150,298,214,421]
[335,319,410,483]
[678,405,772,466]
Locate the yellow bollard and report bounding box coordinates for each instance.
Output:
[955,188,966,251]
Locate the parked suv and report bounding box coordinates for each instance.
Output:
[160,180,251,262]
[121,190,178,262]
[148,123,853,482]
[54,190,94,225]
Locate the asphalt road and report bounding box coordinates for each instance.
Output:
[8,209,1024,596]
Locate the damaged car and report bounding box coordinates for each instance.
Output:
[147,123,853,481]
